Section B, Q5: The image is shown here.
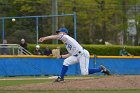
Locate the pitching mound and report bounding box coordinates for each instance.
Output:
[0,75,140,90]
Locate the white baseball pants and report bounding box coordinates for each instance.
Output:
[63,49,90,75]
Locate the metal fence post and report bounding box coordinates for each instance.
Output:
[2,18,5,44]
[36,17,39,44]
[73,12,77,40]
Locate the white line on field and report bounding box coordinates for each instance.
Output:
[0,76,95,81]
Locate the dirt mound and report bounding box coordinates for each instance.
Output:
[0,75,140,90]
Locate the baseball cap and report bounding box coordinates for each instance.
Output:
[36,45,40,48]
[21,38,25,42]
[56,27,68,34]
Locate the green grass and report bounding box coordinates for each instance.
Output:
[0,79,51,87]
[0,75,103,87]
[0,90,140,93]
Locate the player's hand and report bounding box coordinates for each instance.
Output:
[39,37,46,42]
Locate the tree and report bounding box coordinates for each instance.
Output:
[0,0,140,45]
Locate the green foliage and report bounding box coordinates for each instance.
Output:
[13,0,50,15]
[28,44,140,56]
[82,45,140,56]
[0,0,140,45]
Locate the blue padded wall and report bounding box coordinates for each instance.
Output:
[0,57,140,76]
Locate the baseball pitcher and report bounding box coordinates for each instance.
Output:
[39,27,110,82]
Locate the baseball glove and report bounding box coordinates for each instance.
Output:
[52,48,60,58]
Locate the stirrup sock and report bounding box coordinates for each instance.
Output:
[88,68,101,74]
[60,65,68,79]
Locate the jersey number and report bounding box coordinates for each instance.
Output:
[67,44,72,50]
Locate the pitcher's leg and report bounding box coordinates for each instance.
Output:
[89,65,111,75]
[55,56,78,82]
[79,51,89,75]
[60,65,68,80]
[88,68,101,74]
[79,49,103,75]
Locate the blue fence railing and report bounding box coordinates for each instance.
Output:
[1,13,77,44]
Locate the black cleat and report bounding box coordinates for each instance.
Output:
[54,77,64,82]
[100,65,111,75]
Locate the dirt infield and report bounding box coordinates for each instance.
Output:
[0,75,140,90]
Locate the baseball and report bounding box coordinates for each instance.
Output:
[12,18,16,22]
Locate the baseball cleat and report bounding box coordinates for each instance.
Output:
[54,77,64,82]
[100,65,111,75]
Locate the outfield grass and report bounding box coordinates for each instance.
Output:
[0,75,104,87]
[0,90,140,93]
[0,79,51,87]
[0,75,94,87]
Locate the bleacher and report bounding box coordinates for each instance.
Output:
[0,44,32,55]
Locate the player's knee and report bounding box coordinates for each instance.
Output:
[81,71,88,75]
[63,60,70,66]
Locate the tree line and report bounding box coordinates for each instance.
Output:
[0,0,140,45]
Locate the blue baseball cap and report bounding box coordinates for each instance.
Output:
[56,27,68,34]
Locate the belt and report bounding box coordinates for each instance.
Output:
[73,51,82,57]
